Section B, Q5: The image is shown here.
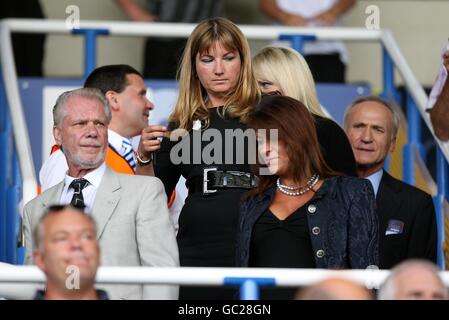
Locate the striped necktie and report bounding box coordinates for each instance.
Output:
[122,139,136,171]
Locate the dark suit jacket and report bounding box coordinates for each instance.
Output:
[377,171,437,269]
[314,115,357,177]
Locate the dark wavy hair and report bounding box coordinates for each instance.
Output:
[84,64,142,94]
[246,95,334,198]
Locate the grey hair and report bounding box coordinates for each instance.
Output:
[378,259,444,300]
[344,96,400,138]
[33,204,97,250]
[53,87,112,126]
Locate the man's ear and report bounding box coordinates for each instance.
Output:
[389,135,397,153]
[53,126,62,146]
[34,250,46,273]
[105,90,120,111]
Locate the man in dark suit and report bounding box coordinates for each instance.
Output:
[344,96,437,269]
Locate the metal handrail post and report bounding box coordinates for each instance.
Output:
[72,28,109,78]
[435,149,447,268]
[279,34,316,54]
[224,277,276,300]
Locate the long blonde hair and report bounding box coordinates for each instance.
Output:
[170,17,260,130]
[252,45,325,117]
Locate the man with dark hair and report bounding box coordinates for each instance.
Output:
[33,205,108,300]
[84,64,142,94]
[25,88,179,300]
[344,96,437,269]
[39,64,155,190]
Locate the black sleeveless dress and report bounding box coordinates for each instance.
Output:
[154,106,252,299]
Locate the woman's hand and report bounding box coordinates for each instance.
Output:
[137,125,167,159]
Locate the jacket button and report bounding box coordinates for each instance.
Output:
[312,227,320,235]
[307,204,317,214]
[316,249,325,258]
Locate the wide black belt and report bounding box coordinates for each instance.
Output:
[187,167,259,195]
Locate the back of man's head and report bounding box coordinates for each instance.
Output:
[378,259,447,300]
[84,64,142,94]
[295,278,373,300]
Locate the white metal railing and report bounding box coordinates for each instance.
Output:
[2,265,449,287]
[5,19,383,40]
[0,266,391,287]
[1,19,449,209]
[0,21,38,208]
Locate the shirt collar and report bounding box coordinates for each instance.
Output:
[63,163,107,190]
[365,169,384,197]
[107,129,128,152]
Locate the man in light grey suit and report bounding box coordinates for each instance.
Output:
[23,88,179,300]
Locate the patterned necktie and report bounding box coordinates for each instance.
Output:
[69,178,89,209]
[122,139,136,171]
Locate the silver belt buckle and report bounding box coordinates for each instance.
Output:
[203,167,218,194]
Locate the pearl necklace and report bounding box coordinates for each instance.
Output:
[277,173,319,190]
[276,174,319,196]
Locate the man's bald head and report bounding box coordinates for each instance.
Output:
[295,278,373,300]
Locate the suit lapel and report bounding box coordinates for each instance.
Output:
[377,171,402,235]
[40,181,65,209]
[92,167,121,239]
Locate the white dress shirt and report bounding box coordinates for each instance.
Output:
[107,129,130,155]
[59,163,106,214]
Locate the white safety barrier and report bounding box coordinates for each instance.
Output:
[0,266,391,287]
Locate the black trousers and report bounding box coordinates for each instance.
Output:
[304,53,346,83]
[143,38,187,79]
[0,1,45,77]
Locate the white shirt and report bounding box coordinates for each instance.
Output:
[365,169,383,197]
[275,0,349,64]
[39,148,67,191]
[107,129,130,156]
[59,163,106,214]
[39,129,129,191]
[278,0,336,18]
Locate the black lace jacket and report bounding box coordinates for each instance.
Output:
[236,175,379,269]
